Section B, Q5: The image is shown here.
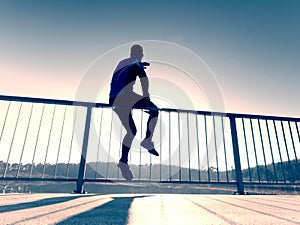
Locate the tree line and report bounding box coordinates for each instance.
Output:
[0,159,298,183]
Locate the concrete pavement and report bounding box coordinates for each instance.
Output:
[0,193,299,224]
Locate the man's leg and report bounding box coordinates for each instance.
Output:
[114,109,137,164]
[145,108,159,142]
[134,98,159,156]
[112,108,136,180]
[111,94,141,180]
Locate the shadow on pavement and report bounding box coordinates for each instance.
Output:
[0,195,88,213]
[57,195,150,225]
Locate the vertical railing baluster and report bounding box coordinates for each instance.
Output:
[75,104,93,193]
[280,121,294,182]
[66,107,77,179]
[106,109,114,180]
[221,116,229,182]
[229,115,244,195]
[187,112,191,182]
[117,126,122,179]
[258,119,269,182]
[159,111,162,181]
[168,111,171,181]
[212,115,219,182]
[296,122,300,182]
[0,101,11,143]
[242,118,252,182]
[250,119,260,182]
[54,106,67,178]
[17,103,34,178]
[139,109,143,180]
[177,111,182,182]
[288,121,299,169]
[3,102,23,178]
[265,120,277,183]
[273,120,286,183]
[149,154,152,181]
[296,122,300,143]
[95,107,104,179]
[42,105,56,178]
[204,115,210,182]
[195,113,201,182]
[30,103,46,178]
[148,110,152,181]
[129,134,132,164]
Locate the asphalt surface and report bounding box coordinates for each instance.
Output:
[0,193,299,225]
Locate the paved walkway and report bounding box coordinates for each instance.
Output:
[0,193,299,225]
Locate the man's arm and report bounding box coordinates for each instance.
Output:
[140,76,150,98]
[135,62,150,98]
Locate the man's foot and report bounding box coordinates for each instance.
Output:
[148,149,159,156]
[117,161,133,180]
[141,139,159,156]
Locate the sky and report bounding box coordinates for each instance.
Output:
[1,0,300,117]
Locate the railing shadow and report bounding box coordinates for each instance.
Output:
[0,195,89,213]
[57,195,151,225]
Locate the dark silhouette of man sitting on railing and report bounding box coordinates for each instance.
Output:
[109,44,159,180]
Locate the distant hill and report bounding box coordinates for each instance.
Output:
[0,159,298,183]
[241,159,299,183]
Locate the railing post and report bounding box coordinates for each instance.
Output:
[229,115,245,194]
[75,105,92,193]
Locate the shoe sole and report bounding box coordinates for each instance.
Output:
[148,149,159,156]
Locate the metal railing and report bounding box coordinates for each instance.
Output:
[0,94,299,194]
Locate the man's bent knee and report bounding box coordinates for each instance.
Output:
[149,109,159,118]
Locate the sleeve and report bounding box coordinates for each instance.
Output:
[136,63,147,78]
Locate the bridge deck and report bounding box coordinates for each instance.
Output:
[0,193,299,225]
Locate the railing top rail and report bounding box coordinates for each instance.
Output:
[1,94,299,122]
[227,112,300,122]
[0,94,111,108]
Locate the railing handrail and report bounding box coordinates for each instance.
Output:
[1,94,299,122]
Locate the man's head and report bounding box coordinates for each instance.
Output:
[130,44,144,61]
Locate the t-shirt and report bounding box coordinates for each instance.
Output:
[109,58,147,98]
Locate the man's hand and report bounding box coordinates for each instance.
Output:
[141,62,150,69]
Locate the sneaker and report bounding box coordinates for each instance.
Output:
[117,161,133,180]
[148,149,159,156]
[141,139,159,156]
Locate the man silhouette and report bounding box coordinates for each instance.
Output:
[109,44,159,180]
